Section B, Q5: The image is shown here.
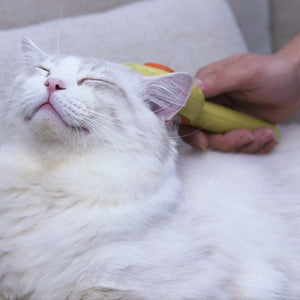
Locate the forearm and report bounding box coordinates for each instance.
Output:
[275,32,300,68]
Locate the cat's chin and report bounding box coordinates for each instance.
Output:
[26,103,89,135]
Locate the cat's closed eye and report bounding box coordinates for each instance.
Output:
[78,78,113,86]
[35,66,50,77]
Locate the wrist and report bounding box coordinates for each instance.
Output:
[274,32,300,69]
[268,46,300,121]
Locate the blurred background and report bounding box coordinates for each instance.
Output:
[1,0,299,54]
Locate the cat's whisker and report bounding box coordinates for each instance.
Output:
[86,117,129,144]
[84,118,121,141]
[61,97,125,134]
[73,127,86,150]
[107,49,166,64]
[83,108,128,129]
[82,105,184,142]
[55,3,64,55]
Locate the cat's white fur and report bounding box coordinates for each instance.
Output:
[0,39,300,300]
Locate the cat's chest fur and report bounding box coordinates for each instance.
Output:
[0,144,194,299]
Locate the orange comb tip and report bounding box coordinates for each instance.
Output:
[144,63,175,73]
[178,114,191,125]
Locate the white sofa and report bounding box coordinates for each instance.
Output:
[0,0,299,122]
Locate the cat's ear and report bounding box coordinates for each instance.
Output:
[143,73,193,121]
[21,37,46,64]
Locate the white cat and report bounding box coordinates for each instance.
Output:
[0,38,300,300]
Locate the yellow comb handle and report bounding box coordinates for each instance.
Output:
[179,85,279,139]
[124,63,280,139]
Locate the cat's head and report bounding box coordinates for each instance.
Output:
[4,38,193,158]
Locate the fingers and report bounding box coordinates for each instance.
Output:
[189,54,280,154]
[194,53,259,98]
[234,128,278,154]
[206,129,255,153]
[179,126,278,154]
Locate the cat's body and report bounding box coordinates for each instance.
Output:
[0,39,300,299]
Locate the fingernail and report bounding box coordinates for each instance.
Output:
[237,134,255,148]
[199,144,207,152]
[260,129,277,146]
[194,78,204,88]
[196,139,207,151]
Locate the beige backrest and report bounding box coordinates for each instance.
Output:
[227,0,272,54]
[0,0,138,29]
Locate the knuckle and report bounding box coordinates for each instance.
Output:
[205,69,224,84]
[209,135,236,153]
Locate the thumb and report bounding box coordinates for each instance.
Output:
[194,54,254,98]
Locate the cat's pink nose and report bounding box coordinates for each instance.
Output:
[44,78,66,96]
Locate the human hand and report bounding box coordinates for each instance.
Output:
[180,52,300,153]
